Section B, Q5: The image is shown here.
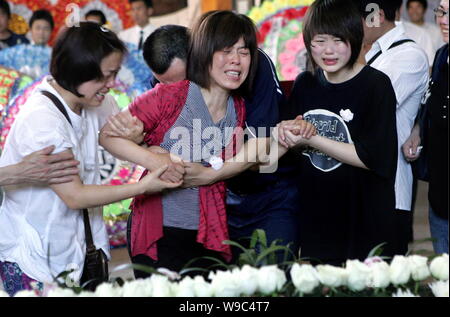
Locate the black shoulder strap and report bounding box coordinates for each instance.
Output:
[41,90,96,254]
[367,39,415,66]
[41,90,72,126]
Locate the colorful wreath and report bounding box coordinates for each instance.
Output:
[117,43,153,99]
[0,44,51,79]
[0,67,20,124]
[247,0,313,80]
[7,0,52,35]
[50,0,133,45]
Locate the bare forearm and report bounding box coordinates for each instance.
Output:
[100,135,164,171]
[0,164,22,186]
[53,182,144,210]
[213,137,273,181]
[307,135,368,169]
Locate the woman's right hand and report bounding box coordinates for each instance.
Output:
[139,165,183,195]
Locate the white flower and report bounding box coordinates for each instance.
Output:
[209,156,224,171]
[209,270,240,297]
[408,255,430,281]
[316,265,348,288]
[46,287,76,297]
[256,265,287,295]
[173,276,195,297]
[346,260,371,292]
[392,288,419,297]
[14,290,39,297]
[364,256,384,267]
[339,109,354,122]
[150,274,173,297]
[93,282,123,297]
[430,254,449,281]
[390,256,411,286]
[428,280,449,297]
[192,275,213,297]
[367,261,391,289]
[122,279,153,297]
[233,265,259,296]
[0,290,9,297]
[157,267,182,281]
[290,263,320,295]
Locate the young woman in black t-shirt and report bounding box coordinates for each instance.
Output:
[273,0,398,265]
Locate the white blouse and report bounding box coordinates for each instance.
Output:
[0,76,119,283]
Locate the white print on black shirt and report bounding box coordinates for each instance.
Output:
[302,109,354,172]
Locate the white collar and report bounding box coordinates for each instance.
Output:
[136,23,152,32]
[371,22,407,54]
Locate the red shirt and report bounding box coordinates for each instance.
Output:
[128,80,246,262]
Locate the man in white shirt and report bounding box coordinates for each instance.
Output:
[403,20,437,66]
[406,0,445,54]
[354,0,430,255]
[118,0,156,50]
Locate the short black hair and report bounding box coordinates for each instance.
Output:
[303,0,363,69]
[85,9,107,25]
[143,25,189,74]
[50,22,127,97]
[352,0,403,22]
[129,0,153,8]
[407,0,428,10]
[187,10,258,96]
[29,9,54,30]
[0,0,11,18]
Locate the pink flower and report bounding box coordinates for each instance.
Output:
[364,256,384,267]
[110,179,123,186]
[118,168,130,178]
[286,38,304,54]
[281,65,300,81]
[279,52,296,65]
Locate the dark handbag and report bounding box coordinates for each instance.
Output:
[80,209,109,291]
[41,90,109,290]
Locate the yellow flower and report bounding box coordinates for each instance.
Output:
[248,7,264,23]
[261,1,277,16]
[288,0,302,7]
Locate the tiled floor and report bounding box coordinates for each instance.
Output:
[108,180,436,281]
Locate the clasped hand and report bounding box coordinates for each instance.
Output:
[275,115,317,148]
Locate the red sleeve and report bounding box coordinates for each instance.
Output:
[128,87,162,133]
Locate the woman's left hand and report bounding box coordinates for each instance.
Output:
[181,162,216,188]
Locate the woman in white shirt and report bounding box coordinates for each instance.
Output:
[0,22,180,297]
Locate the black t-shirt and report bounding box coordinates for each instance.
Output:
[426,44,449,219]
[285,66,398,264]
[226,49,287,196]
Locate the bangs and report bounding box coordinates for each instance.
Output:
[211,14,257,51]
[304,0,357,44]
[303,0,364,69]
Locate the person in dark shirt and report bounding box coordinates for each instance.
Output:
[276,0,398,265]
[402,0,449,254]
[0,0,29,50]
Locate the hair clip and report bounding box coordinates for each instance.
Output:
[100,26,109,33]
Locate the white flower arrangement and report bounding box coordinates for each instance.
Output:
[429,254,449,281]
[4,253,448,297]
[428,280,449,297]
